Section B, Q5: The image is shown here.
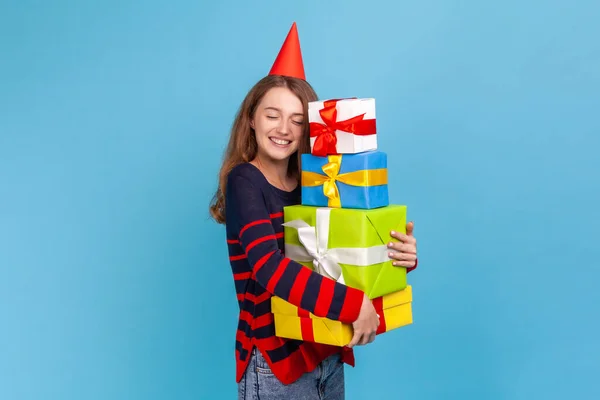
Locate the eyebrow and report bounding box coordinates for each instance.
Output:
[264,106,304,116]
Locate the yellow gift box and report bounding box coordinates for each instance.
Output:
[271,286,413,347]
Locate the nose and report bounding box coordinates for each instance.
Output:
[277,119,292,135]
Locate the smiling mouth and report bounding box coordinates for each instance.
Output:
[270,137,291,146]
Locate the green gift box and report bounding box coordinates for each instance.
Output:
[282,205,408,299]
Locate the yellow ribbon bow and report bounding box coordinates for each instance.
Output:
[301,155,388,207]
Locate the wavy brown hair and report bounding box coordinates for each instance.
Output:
[209,75,318,224]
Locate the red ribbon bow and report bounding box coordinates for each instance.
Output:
[309,98,377,157]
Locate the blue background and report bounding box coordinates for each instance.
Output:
[1,0,599,399]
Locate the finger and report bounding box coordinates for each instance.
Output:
[360,334,371,346]
[347,332,362,348]
[389,231,417,244]
[388,251,417,261]
[391,260,417,268]
[406,221,414,236]
[368,332,376,344]
[387,242,417,254]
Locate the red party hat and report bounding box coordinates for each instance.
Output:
[269,22,306,80]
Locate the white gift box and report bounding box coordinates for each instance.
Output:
[308,98,377,156]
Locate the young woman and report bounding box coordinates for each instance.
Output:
[209,23,418,400]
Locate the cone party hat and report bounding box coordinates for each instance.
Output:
[269,22,306,80]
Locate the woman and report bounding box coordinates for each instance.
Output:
[209,23,418,400]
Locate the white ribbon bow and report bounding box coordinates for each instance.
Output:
[282,208,391,283]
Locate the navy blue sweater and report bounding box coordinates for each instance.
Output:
[224,163,364,385]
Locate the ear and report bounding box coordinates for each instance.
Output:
[249,118,255,129]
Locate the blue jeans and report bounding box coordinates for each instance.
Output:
[238,348,345,400]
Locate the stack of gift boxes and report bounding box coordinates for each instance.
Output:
[271,98,414,346]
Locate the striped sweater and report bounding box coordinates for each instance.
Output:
[224,162,414,385]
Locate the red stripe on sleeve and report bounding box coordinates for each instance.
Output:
[265,258,290,293]
[300,317,315,343]
[227,239,239,244]
[313,277,335,317]
[297,308,310,318]
[287,267,311,306]
[338,287,364,324]
[229,254,247,261]
[252,250,276,276]
[246,234,278,252]
[297,307,314,341]
[270,212,283,219]
[239,219,270,237]
[234,272,251,280]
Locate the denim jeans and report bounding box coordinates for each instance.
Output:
[238,348,345,400]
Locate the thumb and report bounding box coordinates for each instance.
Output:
[406,221,414,236]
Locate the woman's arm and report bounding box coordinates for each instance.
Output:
[227,173,364,325]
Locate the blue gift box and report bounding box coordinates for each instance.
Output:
[300,151,389,209]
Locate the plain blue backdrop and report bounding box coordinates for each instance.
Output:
[1,0,599,399]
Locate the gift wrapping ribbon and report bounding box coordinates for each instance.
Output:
[297,308,315,343]
[309,99,377,156]
[302,155,387,208]
[282,208,390,285]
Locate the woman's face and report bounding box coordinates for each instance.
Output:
[251,87,305,163]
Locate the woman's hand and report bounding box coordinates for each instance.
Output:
[388,221,418,269]
[347,294,379,348]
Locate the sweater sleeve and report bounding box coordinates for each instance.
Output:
[226,173,364,324]
[407,258,418,273]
